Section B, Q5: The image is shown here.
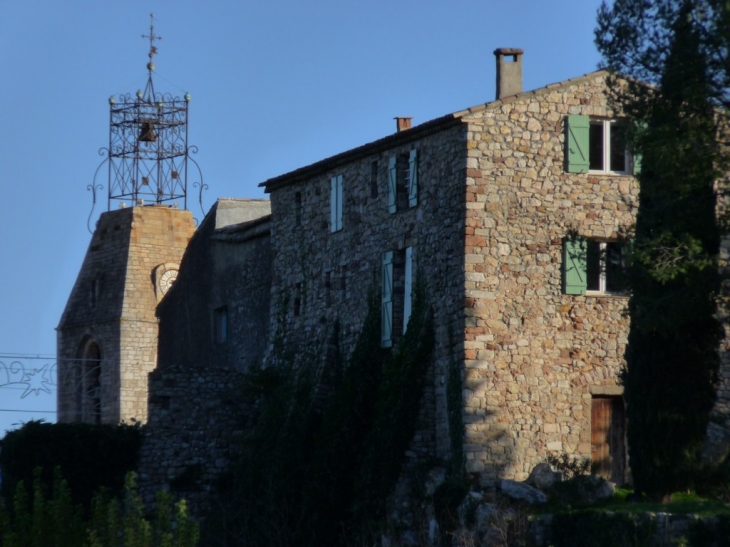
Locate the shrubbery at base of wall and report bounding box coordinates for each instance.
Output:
[0,421,143,511]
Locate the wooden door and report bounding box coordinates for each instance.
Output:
[591,396,626,484]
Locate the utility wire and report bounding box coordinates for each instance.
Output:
[0,409,56,414]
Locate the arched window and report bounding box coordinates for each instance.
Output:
[76,338,102,424]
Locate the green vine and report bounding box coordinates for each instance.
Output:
[204,284,435,546]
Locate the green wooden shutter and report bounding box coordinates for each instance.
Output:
[408,150,418,207]
[632,152,642,175]
[388,156,397,214]
[381,251,394,348]
[403,246,413,332]
[632,120,645,176]
[566,115,590,173]
[563,237,587,294]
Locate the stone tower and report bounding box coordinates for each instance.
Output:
[57,15,199,424]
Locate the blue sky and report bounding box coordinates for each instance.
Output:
[0,0,608,435]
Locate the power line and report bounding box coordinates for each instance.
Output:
[0,409,56,414]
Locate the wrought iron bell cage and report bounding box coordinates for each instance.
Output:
[106,89,191,210]
[88,13,205,221]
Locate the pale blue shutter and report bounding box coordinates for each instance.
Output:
[408,150,418,207]
[403,246,413,332]
[330,176,338,232]
[336,174,343,230]
[566,115,590,173]
[330,175,343,231]
[381,251,394,348]
[388,157,397,214]
[563,237,587,294]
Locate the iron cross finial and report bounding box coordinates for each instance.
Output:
[142,13,162,59]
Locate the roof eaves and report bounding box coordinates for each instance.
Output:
[211,214,272,242]
[260,69,611,193]
[260,114,463,193]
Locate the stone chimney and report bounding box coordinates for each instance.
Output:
[494,48,523,100]
[395,117,413,132]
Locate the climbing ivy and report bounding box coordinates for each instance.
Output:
[203,285,435,546]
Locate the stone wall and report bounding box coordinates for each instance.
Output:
[262,72,644,484]
[457,73,638,482]
[264,121,469,462]
[156,199,272,373]
[140,200,271,506]
[137,365,246,515]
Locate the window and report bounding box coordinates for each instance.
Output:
[295,192,302,227]
[294,283,302,317]
[370,161,379,198]
[563,237,626,295]
[566,115,635,175]
[330,174,343,232]
[381,246,413,348]
[214,306,228,344]
[589,120,628,173]
[587,241,623,293]
[387,150,418,213]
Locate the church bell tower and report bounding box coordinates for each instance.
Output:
[57,15,199,424]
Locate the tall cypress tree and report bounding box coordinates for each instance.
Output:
[596,0,728,501]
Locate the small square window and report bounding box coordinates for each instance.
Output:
[566,116,635,174]
[586,241,624,294]
[214,306,228,344]
[563,237,627,295]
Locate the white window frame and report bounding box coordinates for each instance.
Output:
[588,120,630,175]
[585,241,626,296]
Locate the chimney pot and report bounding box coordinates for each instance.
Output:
[494,48,524,100]
[395,117,413,132]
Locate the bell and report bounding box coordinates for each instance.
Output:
[138,120,157,142]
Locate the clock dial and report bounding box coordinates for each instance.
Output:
[159,269,178,294]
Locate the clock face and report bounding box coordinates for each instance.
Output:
[159,269,178,295]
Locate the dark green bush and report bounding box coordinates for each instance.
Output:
[0,421,142,512]
[550,510,654,547]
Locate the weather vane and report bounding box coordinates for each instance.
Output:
[142,13,162,69]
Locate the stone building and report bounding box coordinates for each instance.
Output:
[135,50,643,500]
[71,47,730,510]
[255,49,644,485]
[57,205,196,424]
